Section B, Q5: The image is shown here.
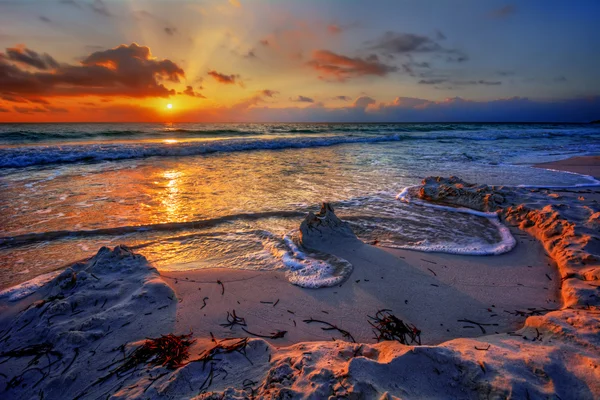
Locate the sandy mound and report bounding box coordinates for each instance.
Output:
[299,202,359,248]
[0,245,176,399]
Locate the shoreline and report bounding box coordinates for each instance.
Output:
[534,155,600,179]
[1,155,599,398]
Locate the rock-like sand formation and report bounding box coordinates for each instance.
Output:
[1,179,599,399]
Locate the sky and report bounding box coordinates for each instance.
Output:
[0,0,599,123]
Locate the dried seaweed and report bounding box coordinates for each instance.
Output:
[241,328,287,339]
[503,307,553,317]
[368,309,421,345]
[303,318,356,343]
[220,310,247,330]
[189,337,252,367]
[91,333,195,388]
[0,343,63,390]
[457,319,498,334]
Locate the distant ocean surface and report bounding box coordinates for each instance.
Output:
[1,123,599,293]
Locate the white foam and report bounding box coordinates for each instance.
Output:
[397,186,500,218]
[517,168,600,188]
[0,271,60,302]
[396,186,516,255]
[264,231,353,288]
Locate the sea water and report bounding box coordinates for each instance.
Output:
[1,123,599,292]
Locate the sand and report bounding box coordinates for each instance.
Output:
[170,232,559,346]
[1,155,599,399]
[535,155,600,178]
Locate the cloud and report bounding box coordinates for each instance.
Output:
[2,94,29,103]
[59,0,81,8]
[418,79,502,86]
[60,0,112,17]
[327,24,342,34]
[418,78,446,85]
[14,106,48,114]
[369,32,443,54]
[261,89,279,97]
[231,90,277,109]
[0,43,185,99]
[2,45,60,70]
[259,39,270,47]
[333,95,351,101]
[181,86,205,98]
[39,16,52,23]
[291,95,314,103]
[307,50,397,81]
[496,70,515,77]
[0,107,9,112]
[234,96,600,123]
[229,0,241,7]
[491,4,516,18]
[352,96,376,109]
[45,106,68,112]
[554,75,568,82]
[368,31,468,62]
[89,0,112,17]
[208,70,241,85]
[164,27,177,36]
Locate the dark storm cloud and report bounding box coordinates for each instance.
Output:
[0,43,185,99]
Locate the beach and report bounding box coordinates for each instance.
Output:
[1,150,599,399]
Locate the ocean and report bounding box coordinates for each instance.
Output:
[1,122,599,292]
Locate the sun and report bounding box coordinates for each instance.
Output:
[166,104,173,109]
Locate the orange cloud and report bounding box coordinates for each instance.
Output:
[207,70,242,85]
[307,50,397,81]
[181,86,205,98]
[0,43,184,100]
